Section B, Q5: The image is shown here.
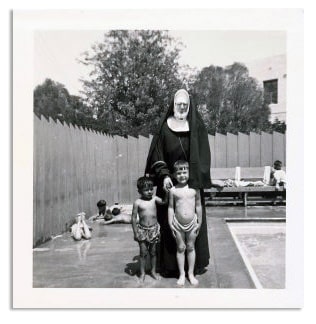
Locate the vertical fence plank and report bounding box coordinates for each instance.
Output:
[89,130,98,216]
[33,115,42,246]
[273,132,285,165]
[43,117,55,241]
[128,136,139,202]
[238,132,250,167]
[94,130,102,211]
[261,132,273,167]
[69,124,80,216]
[53,119,63,235]
[215,133,227,168]
[120,136,130,203]
[208,135,215,168]
[226,133,238,167]
[249,132,261,167]
[138,135,149,176]
[76,126,84,213]
[106,136,115,204]
[36,116,47,244]
[56,119,68,233]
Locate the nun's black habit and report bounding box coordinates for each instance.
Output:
[145,94,211,275]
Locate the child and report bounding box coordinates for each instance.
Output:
[168,160,202,286]
[103,212,132,225]
[270,160,286,190]
[97,200,107,218]
[132,176,166,282]
[71,212,92,241]
[88,200,107,221]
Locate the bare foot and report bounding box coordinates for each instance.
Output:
[150,271,161,280]
[188,274,199,286]
[177,275,185,286]
[139,273,146,282]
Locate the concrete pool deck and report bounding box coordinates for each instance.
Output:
[33,206,286,289]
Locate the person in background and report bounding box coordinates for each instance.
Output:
[270,160,286,190]
[71,212,92,241]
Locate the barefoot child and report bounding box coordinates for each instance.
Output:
[270,160,286,190]
[71,212,92,241]
[132,176,166,282]
[168,160,202,286]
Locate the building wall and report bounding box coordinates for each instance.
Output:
[246,55,286,122]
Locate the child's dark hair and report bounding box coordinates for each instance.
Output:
[137,176,154,191]
[173,160,189,172]
[274,160,282,168]
[97,200,106,207]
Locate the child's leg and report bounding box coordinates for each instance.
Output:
[186,229,199,285]
[148,242,161,280]
[174,230,186,285]
[139,242,148,281]
[81,220,91,239]
[71,224,82,241]
[103,218,117,225]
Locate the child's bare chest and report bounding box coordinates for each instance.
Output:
[138,199,156,212]
[173,188,196,201]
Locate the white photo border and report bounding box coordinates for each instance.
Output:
[13,9,304,308]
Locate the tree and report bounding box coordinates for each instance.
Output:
[79,30,184,136]
[190,63,271,134]
[34,78,94,127]
[268,118,287,133]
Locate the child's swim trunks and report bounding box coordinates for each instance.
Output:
[136,222,160,243]
[172,214,197,233]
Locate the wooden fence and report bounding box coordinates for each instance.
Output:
[33,114,286,246]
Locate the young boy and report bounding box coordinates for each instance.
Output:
[88,200,108,221]
[71,212,92,241]
[270,160,286,190]
[132,176,166,282]
[168,160,202,286]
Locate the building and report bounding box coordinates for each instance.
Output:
[246,54,286,122]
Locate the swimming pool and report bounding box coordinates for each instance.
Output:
[227,220,286,289]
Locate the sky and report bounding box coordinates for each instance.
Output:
[34,30,286,96]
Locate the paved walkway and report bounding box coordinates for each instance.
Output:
[33,206,286,288]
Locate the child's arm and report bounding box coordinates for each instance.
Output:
[131,201,139,241]
[168,189,176,237]
[195,190,202,235]
[155,193,168,206]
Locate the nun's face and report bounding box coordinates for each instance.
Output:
[174,94,190,120]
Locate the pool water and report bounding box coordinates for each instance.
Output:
[227,222,285,289]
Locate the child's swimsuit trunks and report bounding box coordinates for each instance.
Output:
[136,222,160,243]
[172,214,197,233]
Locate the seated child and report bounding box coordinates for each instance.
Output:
[168,160,202,286]
[97,200,107,218]
[132,176,167,282]
[88,200,107,221]
[71,212,92,241]
[270,160,286,190]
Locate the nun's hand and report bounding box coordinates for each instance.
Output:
[163,176,173,192]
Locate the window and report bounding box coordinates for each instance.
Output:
[263,79,278,104]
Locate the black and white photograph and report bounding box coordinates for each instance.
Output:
[12,9,304,308]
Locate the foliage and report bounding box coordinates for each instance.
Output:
[190,63,274,134]
[267,119,287,133]
[34,79,94,128]
[79,30,184,136]
[34,34,286,136]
